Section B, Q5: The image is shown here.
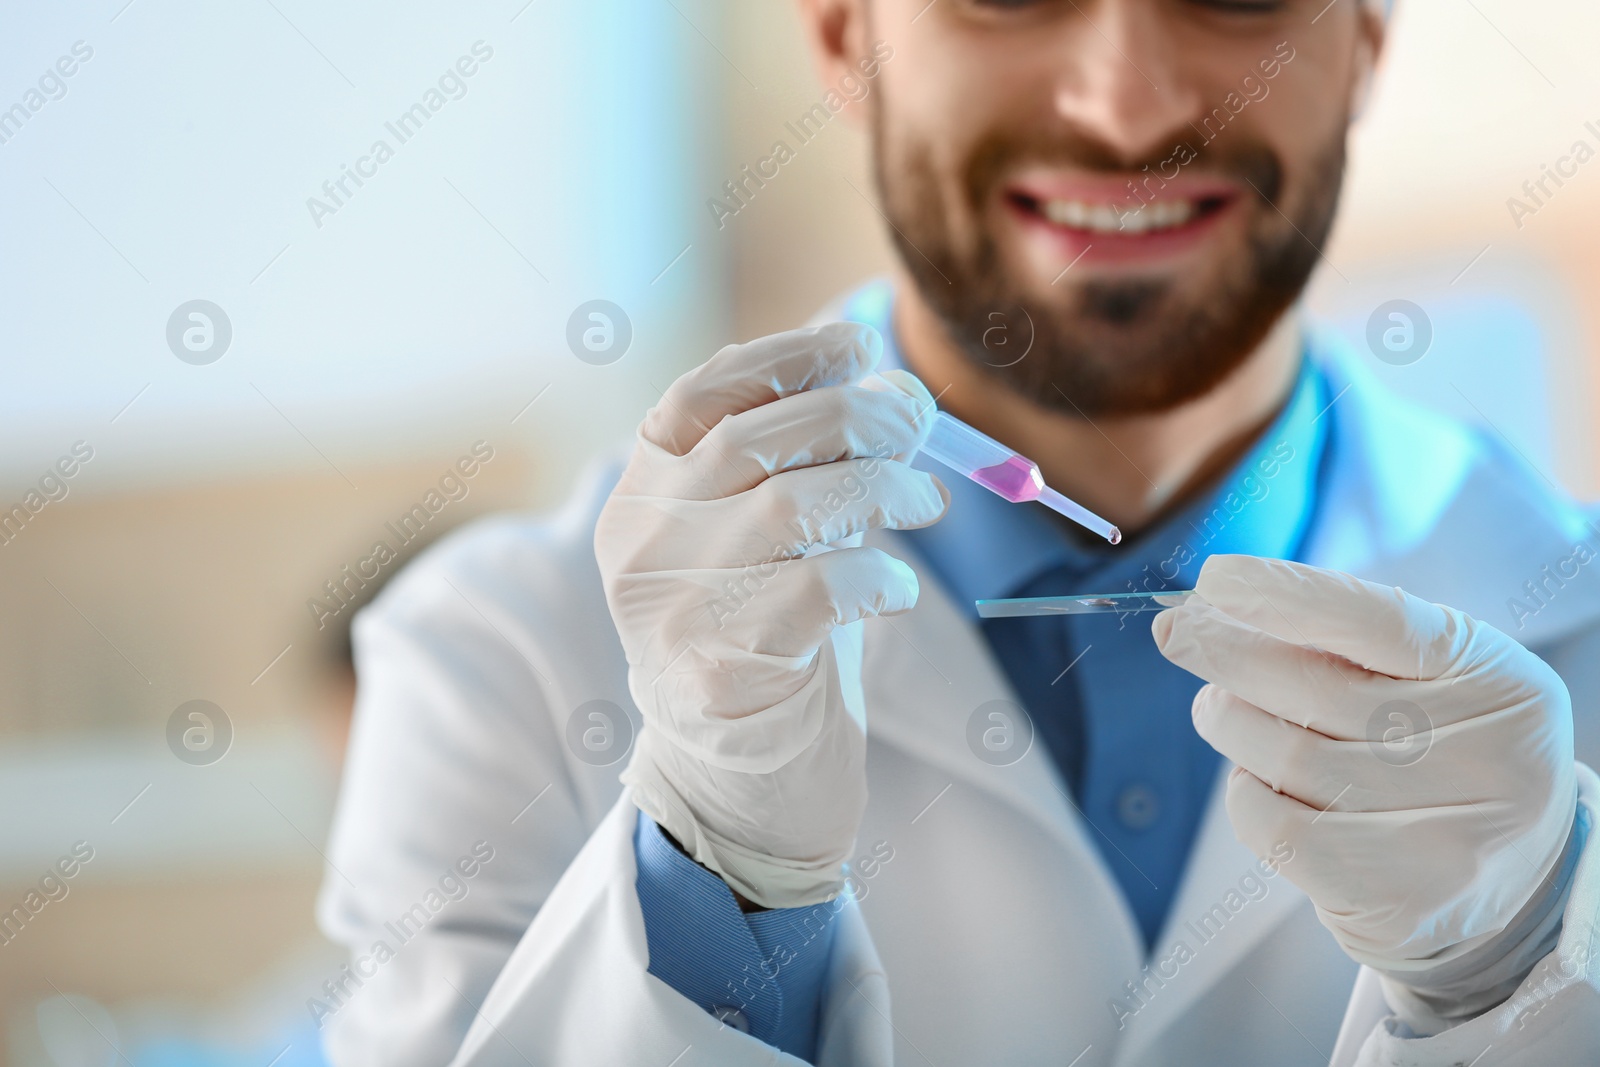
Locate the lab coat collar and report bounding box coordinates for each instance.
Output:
[1303,327,1600,647]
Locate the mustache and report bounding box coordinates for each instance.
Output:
[963,125,1284,209]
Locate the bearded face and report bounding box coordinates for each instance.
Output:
[862,1,1361,418]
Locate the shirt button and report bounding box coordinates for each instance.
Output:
[1116,784,1161,830]
[711,1005,751,1034]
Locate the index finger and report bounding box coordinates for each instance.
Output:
[1191,555,1472,682]
[642,321,882,455]
[1153,598,1374,737]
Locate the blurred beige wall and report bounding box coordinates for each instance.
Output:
[0,451,532,743]
[1,453,531,1057]
[723,2,897,340]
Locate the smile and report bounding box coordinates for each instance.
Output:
[1003,175,1243,268]
[1010,192,1232,237]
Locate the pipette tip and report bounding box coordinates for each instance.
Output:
[1036,485,1122,547]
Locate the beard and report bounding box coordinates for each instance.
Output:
[870,103,1348,418]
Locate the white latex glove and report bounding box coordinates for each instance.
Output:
[596,321,948,909]
[1153,554,1578,975]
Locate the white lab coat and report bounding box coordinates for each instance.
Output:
[317,332,1600,1067]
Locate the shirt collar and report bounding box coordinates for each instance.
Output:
[840,279,1329,613]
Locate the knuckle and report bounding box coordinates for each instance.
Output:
[695,419,734,465]
[795,561,845,627]
[867,389,922,439]
[705,340,749,378]
[777,488,823,551]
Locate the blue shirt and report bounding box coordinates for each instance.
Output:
[634,279,1330,1060]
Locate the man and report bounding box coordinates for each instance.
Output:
[316,0,1600,1063]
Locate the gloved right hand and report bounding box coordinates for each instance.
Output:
[595,321,949,909]
[1154,555,1578,975]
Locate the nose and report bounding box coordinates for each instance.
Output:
[1050,0,1202,163]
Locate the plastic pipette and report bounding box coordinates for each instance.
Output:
[877,379,1122,544]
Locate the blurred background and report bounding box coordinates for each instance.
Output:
[3,0,1598,1062]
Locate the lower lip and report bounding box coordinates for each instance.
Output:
[1006,196,1236,268]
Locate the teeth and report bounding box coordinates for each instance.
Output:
[1042,200,1087,227]
[1040,197,1196,235]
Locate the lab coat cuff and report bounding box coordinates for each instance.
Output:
[633,810,838,1060]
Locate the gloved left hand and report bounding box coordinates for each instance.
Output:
[1153,554,1578,975]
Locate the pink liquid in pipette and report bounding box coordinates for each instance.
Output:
[971,456,1044,503]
